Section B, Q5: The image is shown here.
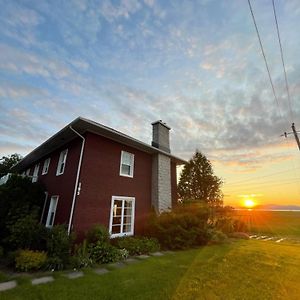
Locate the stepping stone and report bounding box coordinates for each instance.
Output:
[0,280,17,292]
[249,235,257,239]
[276,238,285,243]
[32,276,54,285]
[263,237,274,241]
[256,236,267,240]
[95,268,109,275]
[137,254,150,259]
[109,262,126,269]
[65,271,84,279]
[125,258,139,264]
[151,252,164,256]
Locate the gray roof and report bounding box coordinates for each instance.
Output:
[12,117,186,171]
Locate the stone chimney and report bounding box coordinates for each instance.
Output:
[151,120,172,214]
[151,120,171,153]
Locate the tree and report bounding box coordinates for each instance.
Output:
[0,153,22,176]
[0,175,45,247]
[178,150,223,207]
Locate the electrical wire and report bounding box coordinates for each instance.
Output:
[272,0,294,121]
[247,0,282,114]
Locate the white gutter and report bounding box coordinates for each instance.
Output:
[67,126,85,235]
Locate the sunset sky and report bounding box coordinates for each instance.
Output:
[0,0,299,207]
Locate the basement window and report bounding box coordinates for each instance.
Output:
[119,151,134,178]
[109,196,135,238]
[56,149,68,176]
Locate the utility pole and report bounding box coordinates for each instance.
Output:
[282,123,300,151]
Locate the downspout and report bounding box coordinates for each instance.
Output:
[68,126,85,235]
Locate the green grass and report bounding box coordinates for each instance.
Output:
[235,210,300,238]
[2,240,300,299]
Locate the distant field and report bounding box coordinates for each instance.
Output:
[2,240,300,299]
[235,210,300,238]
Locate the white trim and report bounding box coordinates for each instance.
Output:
[46,195,59,228]
[119,151,134,178]
[25,168,30,176]
[42,158,51,175]
[67,126,85,235]
[56,149,68,176]
[109,196,135,238]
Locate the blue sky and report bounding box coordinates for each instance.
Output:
[1,0,300,205]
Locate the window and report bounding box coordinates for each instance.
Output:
[119,151,134,177]
[46,196,59,228]
[32,164,40,183]
[109,196,135,238]
[25,168,30,176]
[56,149,68,176]
[42,158,51,175]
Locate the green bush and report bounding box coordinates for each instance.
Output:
[86,225,110,245]
[71,239,94,269]
[113,237,160,255]
[46,225,74,270]
[146,204,210,250]
[5,214,48,251]
[89,241,121,264]
[228,232,250,240]
[208,229,228,244]
[15,249,47,272]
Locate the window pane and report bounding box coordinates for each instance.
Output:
[123,215,131,224]
[112,225,121,234]
[123,223,131,233]
[121,164,131,175]
[124,200,132,208]
[113,216,121,225]
[122,152,132,165]
[124,207,132,215]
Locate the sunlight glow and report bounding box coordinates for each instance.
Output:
[244,199,255,208]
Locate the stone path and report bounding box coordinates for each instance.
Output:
[0,251,168,292]
[249,235,287,243]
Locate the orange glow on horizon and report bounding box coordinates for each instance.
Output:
[243,199,256,208]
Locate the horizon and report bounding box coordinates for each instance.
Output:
[0,0,299,207]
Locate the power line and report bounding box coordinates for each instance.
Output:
[224,166,300,186]
[272,0,294,121]
[247,0,282,115]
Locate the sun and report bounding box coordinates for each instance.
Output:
[244,199,255,208]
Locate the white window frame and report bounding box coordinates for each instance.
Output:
[46,195,59,228]
[56,149,68,176]
[32,164,40,183]
[109,196,135,238]
[119,151,134,178]
[42,158,51,175]
[25,168,30,176]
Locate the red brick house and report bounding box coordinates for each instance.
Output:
[12,117,185,239]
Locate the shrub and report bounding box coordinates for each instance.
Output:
[15,249,47,272]
[46,225,73,270]
[208,229,228,244]
[113,236,160,255]
[71,239,94,269]
[233,219,249,232]
[5,214,48,251]
[89,241,121,264]
[228,232,250,240]
[118,248,129,261]
[86,225,109,245]
[146,204,210,250]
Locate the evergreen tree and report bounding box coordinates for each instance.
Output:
[178,150,223,207]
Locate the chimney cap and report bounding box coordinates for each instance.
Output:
[151,120,171,130]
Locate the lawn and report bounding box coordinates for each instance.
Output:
[235,210,300,238]
[2,239,300,299]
